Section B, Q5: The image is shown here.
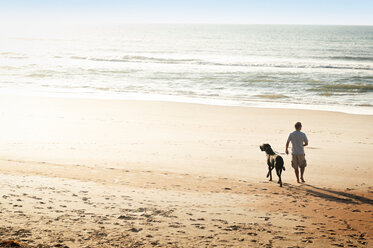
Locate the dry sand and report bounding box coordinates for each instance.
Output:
[0,95,372,247]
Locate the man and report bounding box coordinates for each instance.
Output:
[286,122,308,183]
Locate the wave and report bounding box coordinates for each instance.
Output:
[318,92,333,97]
[357,104,373,107]
[69,55,373,71]
[349,75,373,81]
[311,84,373,93]
[9,37,71,42]
[1,51,28,59]
[70,56,87,60]
[86,68,139,74]
[0,66,17,70]
[27,73,51,78]
[71,55,199,64]
[1,52,19,55]
[244,64,373,71]
[329,56,373,62]
[255,94,289,99]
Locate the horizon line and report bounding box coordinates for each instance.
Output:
[2,21,373,27]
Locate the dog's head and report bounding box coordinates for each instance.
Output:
[259,144,271,152]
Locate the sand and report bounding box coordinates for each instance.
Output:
[0,94,372,247]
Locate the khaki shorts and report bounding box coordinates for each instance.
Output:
[292,154,307,169]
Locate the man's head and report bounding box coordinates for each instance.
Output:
[295,122,302,131]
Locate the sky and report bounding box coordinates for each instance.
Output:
[0,0,372,25]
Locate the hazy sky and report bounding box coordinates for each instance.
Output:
[1,0,372,25]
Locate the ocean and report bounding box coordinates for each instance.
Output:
[1,24,372,114]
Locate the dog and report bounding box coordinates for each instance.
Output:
[259,144,285,187]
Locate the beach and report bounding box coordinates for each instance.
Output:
[0,94,372,247]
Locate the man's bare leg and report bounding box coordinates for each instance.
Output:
[300,167,305,182]
[294,168,300,183]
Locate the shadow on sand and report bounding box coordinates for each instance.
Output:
[282,183,373,206]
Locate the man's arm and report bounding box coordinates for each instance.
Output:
[303,134,308,147]
[285,141,290,155]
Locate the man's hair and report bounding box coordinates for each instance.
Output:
[295,122,302,129]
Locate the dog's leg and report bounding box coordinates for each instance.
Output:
[269,166,273,181]
[267,166,273,179]
[266,158,271,179]
[276,168,282,187]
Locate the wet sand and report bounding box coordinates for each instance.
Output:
[0,95,372,247]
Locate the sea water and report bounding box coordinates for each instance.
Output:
[0,24,372,114]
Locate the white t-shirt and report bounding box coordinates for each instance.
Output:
[287,131,308,155]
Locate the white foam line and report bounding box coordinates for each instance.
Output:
[0,89,372,115]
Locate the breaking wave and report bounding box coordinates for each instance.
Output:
[69,55,373,71]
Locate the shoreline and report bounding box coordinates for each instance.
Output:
[1,90,373,116]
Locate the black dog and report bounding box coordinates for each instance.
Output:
[259,144,285,187]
